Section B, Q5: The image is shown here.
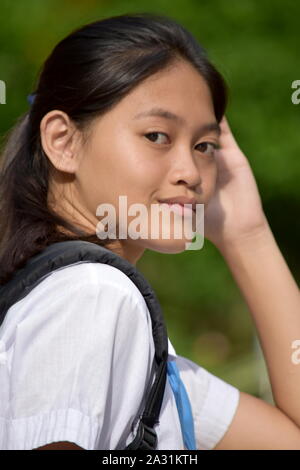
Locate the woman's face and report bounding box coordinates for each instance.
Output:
[45,60,220,265]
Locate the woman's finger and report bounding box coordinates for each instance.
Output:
[219,116,239,150]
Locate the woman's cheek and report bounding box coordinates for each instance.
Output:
[203,162,218,202]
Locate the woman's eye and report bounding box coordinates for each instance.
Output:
[144,133,219,156]
[144,132,169,144]
[196,142,219,156]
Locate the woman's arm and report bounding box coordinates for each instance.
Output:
[210,223,300,449]
[213,390,300,450]
[203,116,300,447]
[219,223,300,427]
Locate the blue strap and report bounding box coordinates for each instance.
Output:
[167,360,197,450]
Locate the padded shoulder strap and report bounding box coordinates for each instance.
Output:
[0,240,168,450]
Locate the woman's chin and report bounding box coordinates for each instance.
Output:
[139,236,195,254]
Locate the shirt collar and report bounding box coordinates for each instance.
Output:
[168,338,177,360]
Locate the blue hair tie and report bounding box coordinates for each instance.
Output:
[27,93,36,106]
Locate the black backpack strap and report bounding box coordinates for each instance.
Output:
[0,240,168,450]
[124,358,167,450]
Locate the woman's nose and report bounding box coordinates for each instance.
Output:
[169,148,202,188]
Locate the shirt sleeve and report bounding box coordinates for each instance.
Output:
[175,354,240,450]
[0,263,154,450]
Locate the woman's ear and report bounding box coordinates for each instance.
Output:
[40,110,83,174]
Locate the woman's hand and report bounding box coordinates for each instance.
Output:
[204,116,269,250]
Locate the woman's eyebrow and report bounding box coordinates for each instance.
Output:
[133,107,221,136]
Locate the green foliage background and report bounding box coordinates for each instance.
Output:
[1,0,299,401]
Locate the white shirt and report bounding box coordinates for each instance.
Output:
[0,261,240,450]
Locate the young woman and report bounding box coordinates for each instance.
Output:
[0,12,300,451]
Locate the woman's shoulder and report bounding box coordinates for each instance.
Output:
[45,261,146,303]
[0,261,157,450]
[0,261,151,343]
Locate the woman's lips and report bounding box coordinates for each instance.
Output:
[158,201,195,217]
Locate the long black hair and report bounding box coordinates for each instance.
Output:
[0,12,228,285]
